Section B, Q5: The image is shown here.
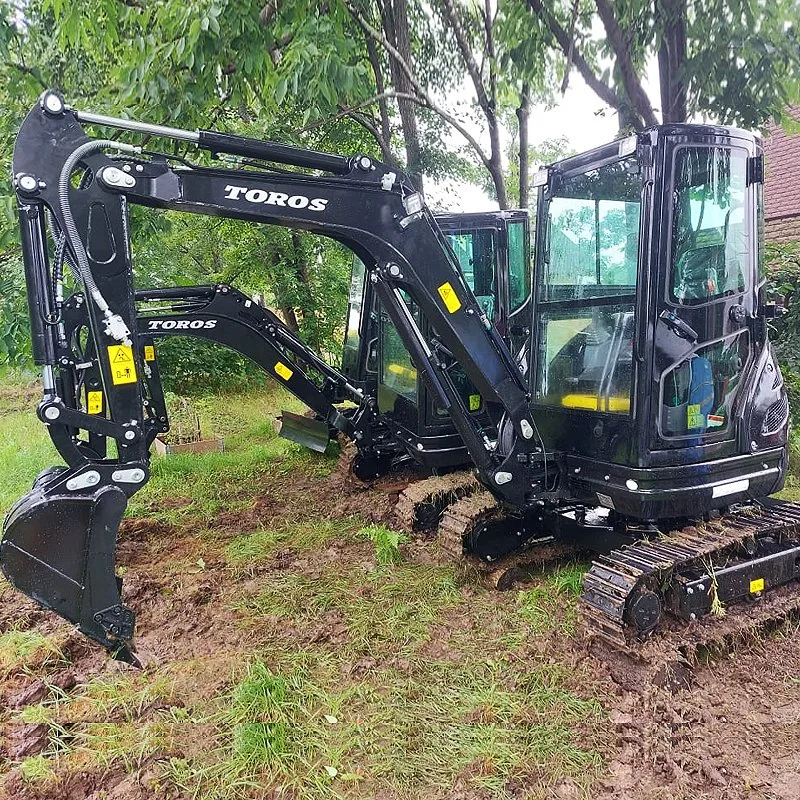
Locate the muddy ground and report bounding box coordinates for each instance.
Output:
[1,449,799,800]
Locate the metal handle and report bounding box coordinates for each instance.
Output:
[659,310,699,343]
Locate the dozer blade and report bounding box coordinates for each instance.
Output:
[279,410,330,453]
[1,468,138,664]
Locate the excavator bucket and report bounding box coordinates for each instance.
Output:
[0,468,137,664]
[279,410,331,453]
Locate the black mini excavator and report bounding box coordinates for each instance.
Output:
[3,91,799,663]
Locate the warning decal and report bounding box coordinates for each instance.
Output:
[437,281,462,314]
[687,403,703,430]
[143,345,156,362]
[274,361,294,381]
[87,391,103,415]
[107,345,138,385]
[750,577,765,594]
[469,394,481,412]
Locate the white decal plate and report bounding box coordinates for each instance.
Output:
[712,478,750,499]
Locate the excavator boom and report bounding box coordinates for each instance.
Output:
[2,92,541,658]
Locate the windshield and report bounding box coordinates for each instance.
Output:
[535,156,642,415]
[544,158,641,302]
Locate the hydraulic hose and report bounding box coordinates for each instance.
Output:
[58,139,140,345]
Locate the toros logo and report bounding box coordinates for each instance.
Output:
[223,185,328,212]
[147,320,217,330]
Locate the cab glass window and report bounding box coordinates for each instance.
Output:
[535,156,641,414]
[670,147,748,305]
[341,255,366,376]
[660,333,748,438]
[508,220,530,311]
[381,313,417,402]
[446,229,496,320]
[543,158,641,302]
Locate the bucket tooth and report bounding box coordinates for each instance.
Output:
[1,468,137,663]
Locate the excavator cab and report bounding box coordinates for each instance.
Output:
[341,211,531,469]
[531,126,788,519]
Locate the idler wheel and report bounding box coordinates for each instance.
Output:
[626,589,662,638]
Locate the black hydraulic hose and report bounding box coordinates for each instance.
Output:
[58,138,139,343]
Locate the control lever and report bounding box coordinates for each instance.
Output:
[659,310,699,343]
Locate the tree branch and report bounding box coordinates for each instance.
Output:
[4,62,47,90]
[593,0,658,127]
[439,0,491,116]
[525,0,627,115]
[346,2,494,171]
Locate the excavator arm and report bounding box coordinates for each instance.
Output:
[2,92,542,659]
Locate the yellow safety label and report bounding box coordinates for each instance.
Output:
[87,391,103,415]
[107,345,138,385]
[469,394,481,412]
[749,577,765,594]
[687,403,703,429]
[437,281,462,314]
[143,345,156,362]
[274,361,294,381]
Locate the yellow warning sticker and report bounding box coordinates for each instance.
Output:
[143,345,156,362]
[687,403,703,430]
[87,391,103,415]
[437,281,462,314]
[749,577,765,594]
[274,361,294,381]
[469,394,481,412]
[107,345,138,385]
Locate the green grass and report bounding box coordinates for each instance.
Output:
[0,376,606,798]
[225,517,363,571]
[515,562,591,635]
[233,563,461,655]
[0,629,65,674]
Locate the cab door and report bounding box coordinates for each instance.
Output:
[651,136,757,455]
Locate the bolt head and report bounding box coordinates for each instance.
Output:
[43,93,64,114]
[43,406,60,420]
[18,174,38,191]
[389,264,401,277]
[124,430,136,440]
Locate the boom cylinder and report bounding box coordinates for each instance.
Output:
[19,204,57,365]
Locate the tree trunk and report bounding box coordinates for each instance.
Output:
[657,0,688,122]
[382,0,423,190]
[517,83,531,209]
[365,35,395,163]
[280,306,301,332]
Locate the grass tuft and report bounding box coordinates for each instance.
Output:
[0,629,64,674]
[357,523,408,565]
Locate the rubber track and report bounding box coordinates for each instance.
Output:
[579,501,800,650]
[394,471,479,534]
[438,491,578,586]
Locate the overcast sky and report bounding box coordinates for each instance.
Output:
[426,56,661,213]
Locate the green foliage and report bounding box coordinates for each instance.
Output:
[154,337,266,396]
[358,523,409,565]
[227,662,290,767]
[0,255,31,366]
[766,241,800,423]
